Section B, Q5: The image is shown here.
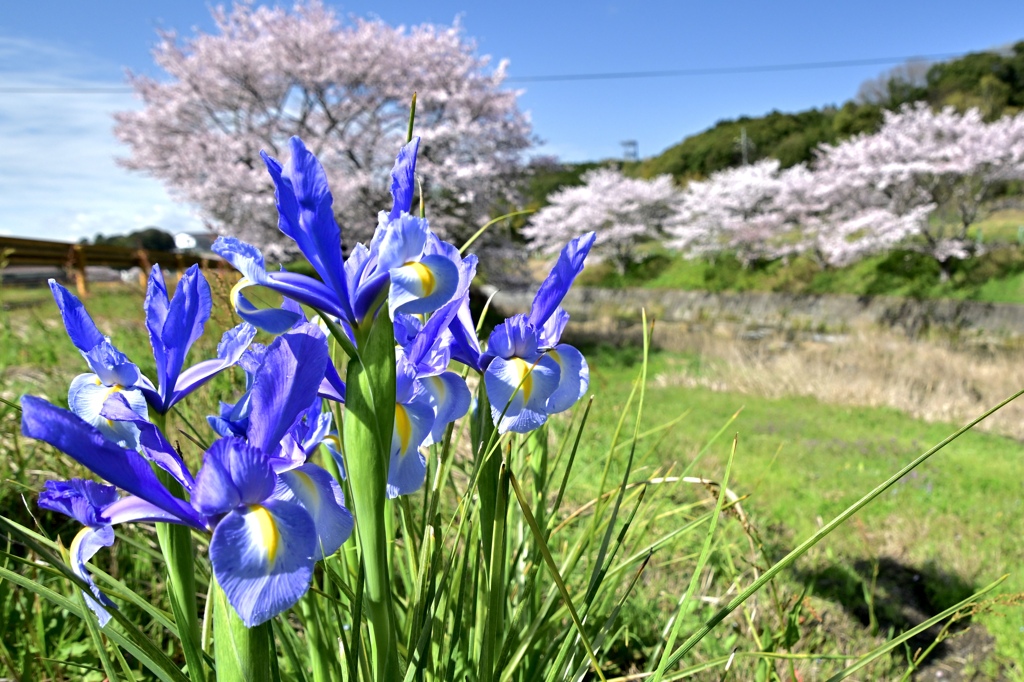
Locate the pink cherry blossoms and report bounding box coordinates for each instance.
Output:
[522,168,683,274]
[530,104,1024,273]
[114,1,532,257]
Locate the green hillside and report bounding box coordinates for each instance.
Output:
[632,42,1024,180]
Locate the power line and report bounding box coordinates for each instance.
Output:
[0,51,969,93]
[503,53,963,83]
[0,86,132,93]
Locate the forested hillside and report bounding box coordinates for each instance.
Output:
[633,41,1024,179]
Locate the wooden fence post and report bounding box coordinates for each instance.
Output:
[71,245,88,298]
[135,248,152,289]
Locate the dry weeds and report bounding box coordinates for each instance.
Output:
[644,324,1024,441]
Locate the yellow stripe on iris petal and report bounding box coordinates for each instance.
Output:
[428,375,447,400]
[291,470,320,511]
[229,276,252,311]
[402,261,436,297]
[70,526,92,564]
[395,403,413,454]
[248,505,280,564]
[509,358,534,402]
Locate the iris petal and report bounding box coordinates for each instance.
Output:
[545,345,589,414]
[484,355,560,434]
[318,362,347,403]
[274,464,353,560]
[49,280,106,353]
[375,213,429,273]
[145,265,213,410]
[422,372,471,444]
[192,438,276,516]
[100,394,195,491]
[70,525,116,627]
[214,236,348,322]
[213,236,272,284]
[169,323,258,409]
[262,137,352,320]
[388,137,420,220]
[21,397,206,529]
[38,479,117,527]
[528,232,596,328]
[448,297,483,371]
[209,500,316,627]
[388,397,435,498]
[82,342,142,388]
[232,287,303,334]
[68,375,147,449]
[246,326,329,456]
[389,254,460,317]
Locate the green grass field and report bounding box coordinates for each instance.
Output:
[1,283,1022,678]
[578,348,1024,671]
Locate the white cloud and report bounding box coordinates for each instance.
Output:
[0,36,205,242]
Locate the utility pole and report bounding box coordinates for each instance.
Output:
[621,140,638,162]
[736,126,755,165]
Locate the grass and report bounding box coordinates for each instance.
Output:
[574,347,1024,674]
[2,282,1023,678]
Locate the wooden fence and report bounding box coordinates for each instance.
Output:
[0,236,218,297]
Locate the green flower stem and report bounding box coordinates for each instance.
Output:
[151,411,206,682]
[478,459,509,682]
[300,593,335,682]
[343,314,399,680]
[212,578,279,682]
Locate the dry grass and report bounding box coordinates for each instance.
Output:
[576,320,1024,441]
[669,327,1024,440]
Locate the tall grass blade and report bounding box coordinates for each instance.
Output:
[508,468,608,682]
[661,386,1024,669]
[459,210,535,255]
[651,435,736,680]
[76,588,120,682]
[825,575,1007,681]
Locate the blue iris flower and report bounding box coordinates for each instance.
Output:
[25,325,353,628]
[214,136,462,336]
[48,281,150,448]
[49,267,255,448]
[383,246,477,497]
[481,232,596,433]
[206,304,343,437]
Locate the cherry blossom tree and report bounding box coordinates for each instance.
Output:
[775,162,932,267]
[673,105,1024,272]
[114,1,533,257]
[668,159,792,265]
[810,103,1024,273]
[522,168,683,274]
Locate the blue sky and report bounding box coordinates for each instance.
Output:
[3,1,1023,241]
